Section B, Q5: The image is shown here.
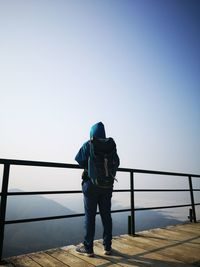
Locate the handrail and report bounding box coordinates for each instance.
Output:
[1,158,200,177]
[0,158,200,262]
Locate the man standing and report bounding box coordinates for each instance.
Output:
[75,122,120,257]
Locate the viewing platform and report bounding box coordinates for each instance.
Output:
[1,159,200,266]
[2,222,200,267]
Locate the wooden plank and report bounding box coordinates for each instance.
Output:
[94,240,149,267]
[112,237,149,256]
[172,222,200,231]
[125,231,200,264]
[0,262,14,267]
[166,226,200,236]
[177,222,200,229]
[47,248,93,267]
[168,224,200,236]
[162,229,200,247]
[153,227,199,238]
[121,234,174,250]
[29,251,67,267]
[140,227,200,249]
[63,245,120,267]
[112,236,189,267]
[139,227,198,243]
[0,265,14,267]
[8,255,41,267]
[173,228,200,238]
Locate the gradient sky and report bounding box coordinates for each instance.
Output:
[0,0,200,193]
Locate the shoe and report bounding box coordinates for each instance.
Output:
[75,245,94,257]
[104,249,112,255]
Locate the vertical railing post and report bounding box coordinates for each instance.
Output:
[130,170,135,235]
[0,163,10,262]
[188,176,196,223]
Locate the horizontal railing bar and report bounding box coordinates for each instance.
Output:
[4,189,192,196]
[5,189,130,196]
[5,203,200,225]
[134,189,191,192]
[109,209,131,213]
[135,203,200,211]
[0,158,200,177]
[7,190,83,195]
[5,213,85,224]
[0,159,81,169]
[112,189,131,192]
[132,169,200,177]
[117,168,135,172]
[5,209,132,224]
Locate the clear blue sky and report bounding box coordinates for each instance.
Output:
[1,0,200,181]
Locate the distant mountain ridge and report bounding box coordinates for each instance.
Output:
[4,191,83,258]
[6,188,74,220]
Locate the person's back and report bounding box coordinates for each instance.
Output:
[75,122,120,256]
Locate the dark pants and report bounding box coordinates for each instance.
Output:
[82,179,113,252]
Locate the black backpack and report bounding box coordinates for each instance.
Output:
[88,137,118,188]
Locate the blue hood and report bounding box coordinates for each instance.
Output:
[90,122,106,139]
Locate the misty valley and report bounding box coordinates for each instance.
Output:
[3,190,184,258]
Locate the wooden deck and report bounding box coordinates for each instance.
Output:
[2,222,200,267]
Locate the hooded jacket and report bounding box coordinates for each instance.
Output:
[75,122,119,171]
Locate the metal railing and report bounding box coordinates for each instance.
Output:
[0,158,200,262]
